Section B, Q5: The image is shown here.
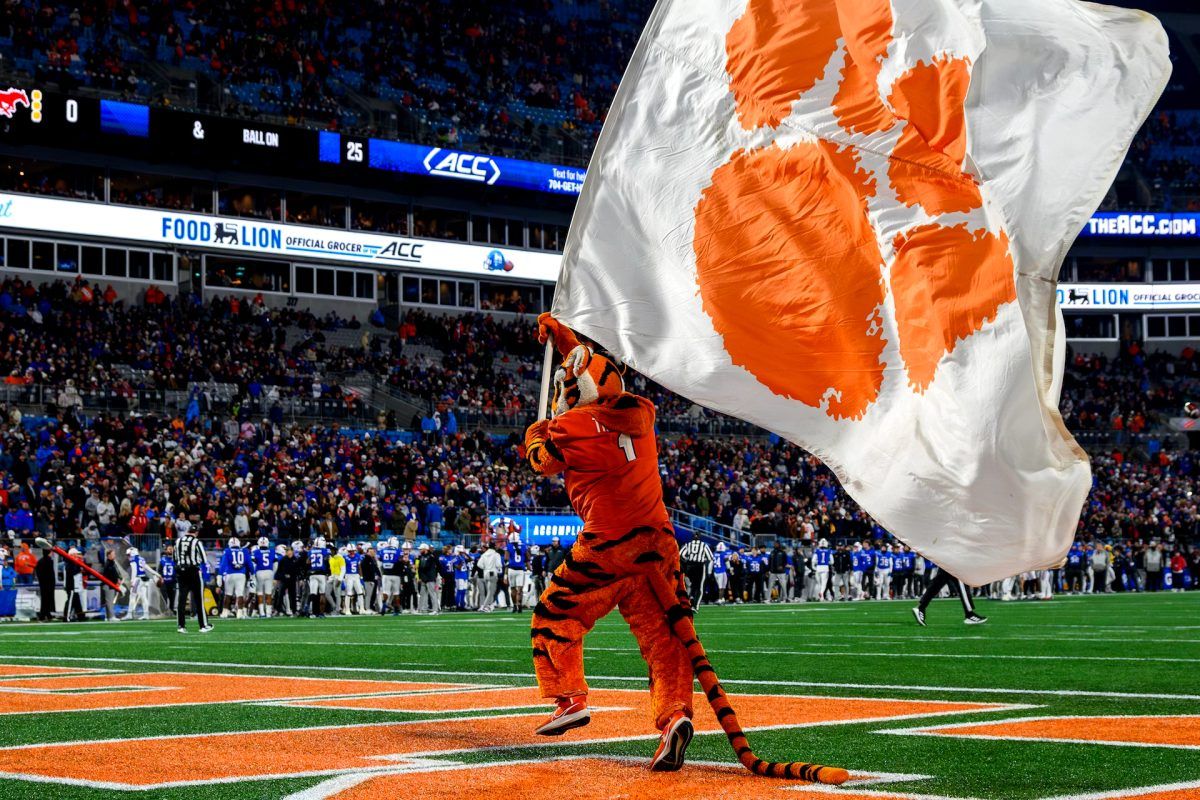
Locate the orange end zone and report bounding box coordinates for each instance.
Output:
[0,686,1010,788]
[915,715,1200,750]
[0,672,469,715]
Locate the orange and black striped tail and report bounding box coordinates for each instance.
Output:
[659,582,849,786]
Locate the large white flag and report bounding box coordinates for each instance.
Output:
[553,0,1170,583]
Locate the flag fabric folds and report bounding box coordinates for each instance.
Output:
[552,0,1170,583]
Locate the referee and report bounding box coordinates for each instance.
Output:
[912,563,987,626]
[175,520,212,633]
[679,532,714,607]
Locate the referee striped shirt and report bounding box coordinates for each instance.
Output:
[176,534,206,569]
[680,539,715,571]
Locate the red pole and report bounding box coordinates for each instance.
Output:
[35,538,121,592]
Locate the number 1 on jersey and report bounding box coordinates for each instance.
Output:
[617,433,636,461]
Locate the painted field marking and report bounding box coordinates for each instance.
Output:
[0,668,473,716]
[0,655,1194,702]
[283,756,950,800]
[0,665,109,678]
[0,685,1021,790]
[881,715,1200,750]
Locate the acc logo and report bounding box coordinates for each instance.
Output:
[423,147,501,185]
[484,249,514,272]
[0,88,30,118]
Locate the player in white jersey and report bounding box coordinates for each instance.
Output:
[124,547,154,620]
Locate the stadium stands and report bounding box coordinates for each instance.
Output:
[0,281,1191,564]
[1,0,1197,205]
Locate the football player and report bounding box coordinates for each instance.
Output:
[506,532,529,613]
[308,536,331,618]
[125,546,153,620]
[250,536,276,618]
[343,543,364,614]
[218,536,249,619]
[378,536,401,615]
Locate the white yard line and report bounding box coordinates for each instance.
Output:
[0,655,1195,701]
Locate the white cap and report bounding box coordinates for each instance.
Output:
[292,540,304,550]
[418,543,430,551]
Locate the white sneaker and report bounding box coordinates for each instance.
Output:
[177,627,186,634]
[199,624,214,633]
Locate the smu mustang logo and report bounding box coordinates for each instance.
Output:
[423,147,501,185]
[0,88,30,118]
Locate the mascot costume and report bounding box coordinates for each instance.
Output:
[525,313,847,783]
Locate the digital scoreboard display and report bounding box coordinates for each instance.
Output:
[0,87,588,196]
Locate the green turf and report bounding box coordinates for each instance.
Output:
[0,593,1196,799]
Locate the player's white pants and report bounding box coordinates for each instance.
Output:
[1082,568,1094,594]
[1039,570,1054,599]
[851,572,864,600]
[126,579,152,619]
[344,574,364,612]
[812,568,830,600]
[380,575,400,606]
[308,574,328,595]
[714,572,728,593]
[224,573,247,600]
[255,569,275,597]
[1000,576,1016,601]
[831,572,849,599]
[875,570,891,599]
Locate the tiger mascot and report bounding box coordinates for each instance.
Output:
[525,313,848,783]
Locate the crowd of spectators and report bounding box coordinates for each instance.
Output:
[0,282,1193,561]
[1125,110,1200,211]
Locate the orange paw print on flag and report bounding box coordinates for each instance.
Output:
[693,0,1016,417]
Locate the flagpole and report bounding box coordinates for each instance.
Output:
[537,335,555,422]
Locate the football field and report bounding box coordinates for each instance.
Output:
[0,593,1195,799]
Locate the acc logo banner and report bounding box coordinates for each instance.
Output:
[424,147,502,185]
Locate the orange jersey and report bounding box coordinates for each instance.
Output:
[530,394,670,539]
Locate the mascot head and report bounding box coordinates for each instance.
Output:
[551,345,624,417]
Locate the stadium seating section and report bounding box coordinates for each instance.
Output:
[0,278,1193,549]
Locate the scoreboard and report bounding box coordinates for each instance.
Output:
[0,87,587,196]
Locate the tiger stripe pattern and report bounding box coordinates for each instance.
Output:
[530,526,848,785]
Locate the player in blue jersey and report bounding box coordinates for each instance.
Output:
[453,545,472,610]
[218,537,249,619]
[307,536,332,618]
[376,536,401,615]
[158,544,177,615]
[343,544,364,614]
[250,536,276,618]
[506,532,529,613]
[850,543,868,601]
[860,540,877,600]
[125,546,153,620]
[875,544,893,599]
[810,539,833,601]
[712,542,728,604]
